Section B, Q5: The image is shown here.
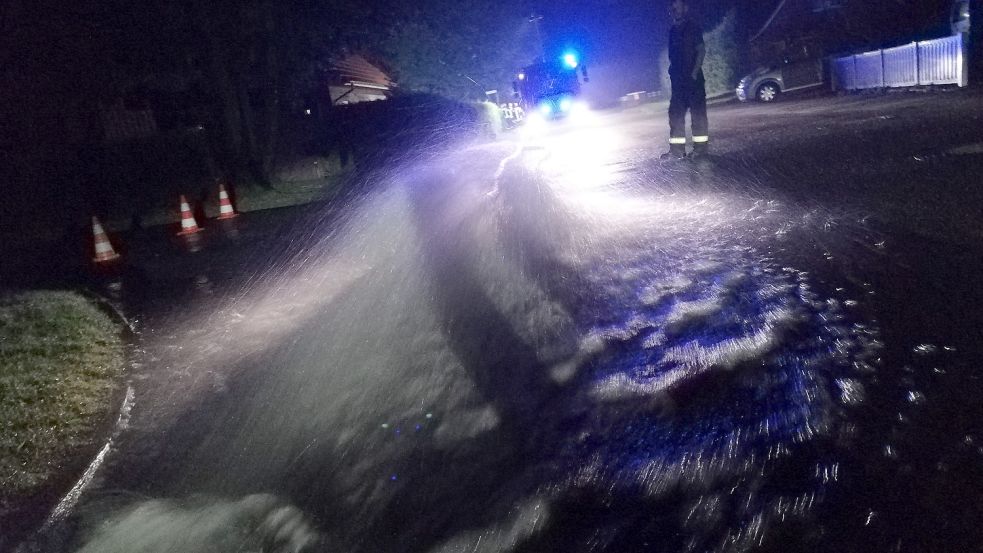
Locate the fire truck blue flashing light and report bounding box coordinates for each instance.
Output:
[562,52,578,69]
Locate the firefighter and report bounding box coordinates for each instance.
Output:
[512,103,524,121]
[663,0,708,160]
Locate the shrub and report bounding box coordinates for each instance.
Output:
[658,10,743,98]
[703,10,742,97]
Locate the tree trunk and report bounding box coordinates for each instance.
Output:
[259,3,279,180]
[202,9,244,182]
[236,75,264,183]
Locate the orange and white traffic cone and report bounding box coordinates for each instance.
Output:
[177,194,201,235]
[91,216,120,263]
[216,183,237,220]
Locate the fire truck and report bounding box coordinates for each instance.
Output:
[512,52,589,120]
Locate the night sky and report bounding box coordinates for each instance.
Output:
[528,0,777,98]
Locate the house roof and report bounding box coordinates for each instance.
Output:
[329,54,393,88]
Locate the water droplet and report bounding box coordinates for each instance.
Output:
[836,378,866,405]
[913,344,937,355]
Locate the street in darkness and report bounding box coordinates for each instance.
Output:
[3,1,983,552]
[5,89,981,552]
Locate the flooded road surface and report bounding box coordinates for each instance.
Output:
[22,100,983,552]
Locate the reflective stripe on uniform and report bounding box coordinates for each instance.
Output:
[692,135,709,143]
[668,137,687,145]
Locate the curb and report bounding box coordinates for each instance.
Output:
[13,289,137,552]
[76,287,136,336]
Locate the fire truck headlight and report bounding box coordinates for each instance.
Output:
[538,103,553,116]
[522,112,547,136]
[558,97,573,113]
[567,101,593,124]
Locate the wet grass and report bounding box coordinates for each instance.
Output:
[135,155,352,229]
[232,174,347,214]
[0,291,124,496]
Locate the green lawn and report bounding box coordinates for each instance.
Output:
[0,291,125,496]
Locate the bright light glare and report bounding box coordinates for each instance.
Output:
[521,112,547,137]
[567,101,593,124]
[563,53,578,69]
[558,97,573,112]
[536,128,721,227]
[518,72,526,80]
[538,103,553,116]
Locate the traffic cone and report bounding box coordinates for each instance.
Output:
[91,216,120,263]
[216,183,237,220]
[177,194,202,235]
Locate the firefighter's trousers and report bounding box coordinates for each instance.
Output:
[668,73,709,156]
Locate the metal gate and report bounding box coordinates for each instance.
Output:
[832,33,968,90]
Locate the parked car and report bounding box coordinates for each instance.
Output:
[736,58,825,102]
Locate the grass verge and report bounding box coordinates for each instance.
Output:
[131,154,351,229]
[0,291,125,497]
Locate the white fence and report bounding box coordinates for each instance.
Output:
[832,33,968,90]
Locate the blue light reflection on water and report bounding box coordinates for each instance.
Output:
[535,243,869,549]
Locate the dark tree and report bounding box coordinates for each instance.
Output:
[379,0,534,99]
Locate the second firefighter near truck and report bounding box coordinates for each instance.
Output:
[664,0,709,160]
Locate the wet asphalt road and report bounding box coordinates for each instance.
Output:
[11,89,983,552]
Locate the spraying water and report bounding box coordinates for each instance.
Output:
[50,114,883,552]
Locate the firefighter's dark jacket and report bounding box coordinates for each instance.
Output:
[668,18,704,79]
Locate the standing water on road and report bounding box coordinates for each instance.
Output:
[35,121,897,552]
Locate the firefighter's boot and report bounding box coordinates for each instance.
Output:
[660,143,687,161]
[690,139,710,159]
